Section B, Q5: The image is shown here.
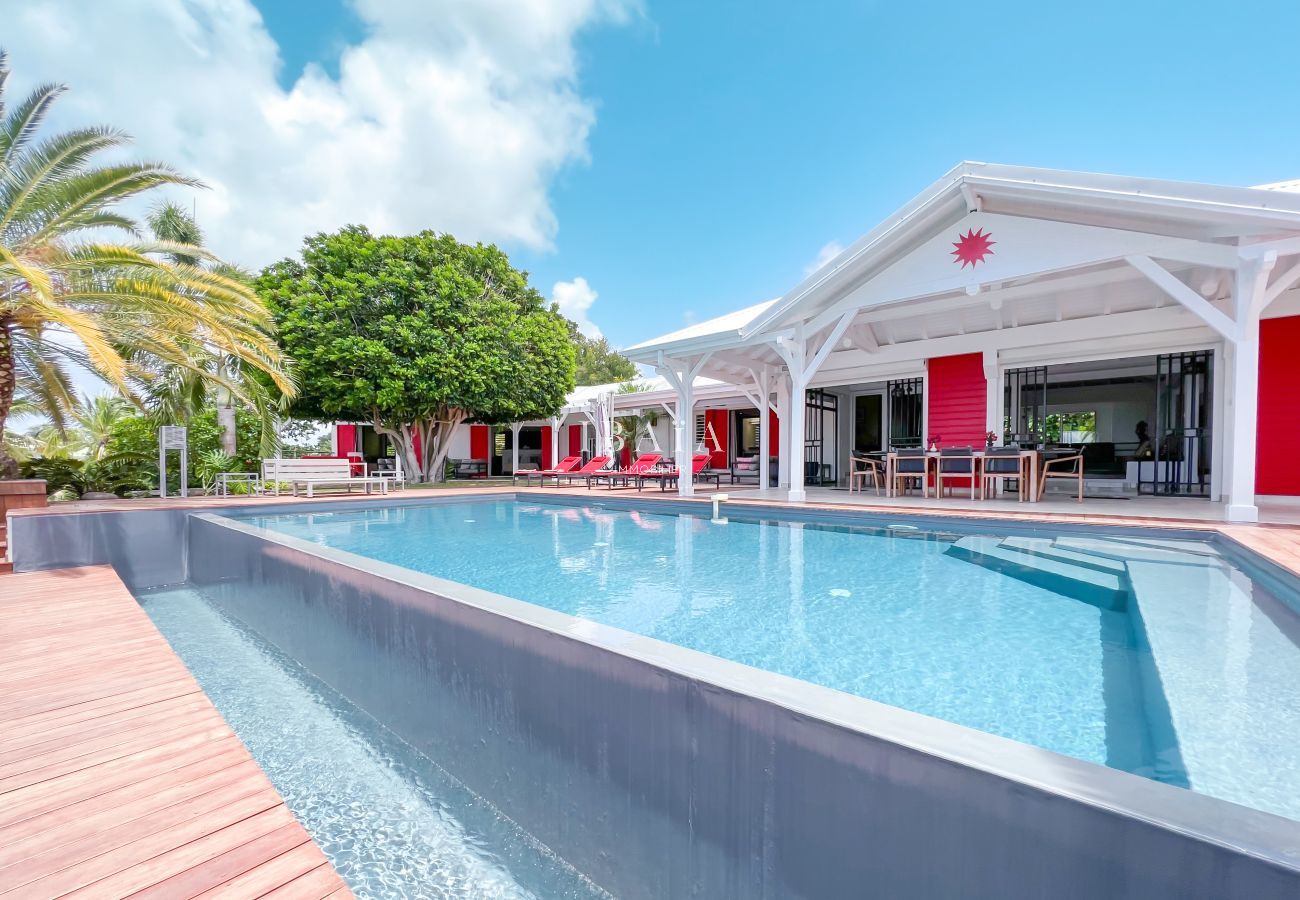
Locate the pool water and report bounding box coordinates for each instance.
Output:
[140,586,608,900]
[234,499,1300,822]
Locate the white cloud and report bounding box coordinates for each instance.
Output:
[6,0,637,268]
[551,276,601,338]
[804,240,845,276]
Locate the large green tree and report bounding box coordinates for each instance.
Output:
[571,326,637,385]
[260,226,576,481]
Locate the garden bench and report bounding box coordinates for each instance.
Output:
[262,458,389,498]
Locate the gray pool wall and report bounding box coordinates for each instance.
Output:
[179,507,1299,900]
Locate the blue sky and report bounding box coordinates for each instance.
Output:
[14,0,1300,354]
[505,0,1300,347]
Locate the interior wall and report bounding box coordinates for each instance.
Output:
[1043,383,1154,445]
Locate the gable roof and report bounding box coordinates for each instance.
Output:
[625,161,1300,363]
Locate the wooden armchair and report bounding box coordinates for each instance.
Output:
[1039,453,1085,502]
[848,455,883,495]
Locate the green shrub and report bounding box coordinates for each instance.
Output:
[106,410,266,491]
[21,457,85,494]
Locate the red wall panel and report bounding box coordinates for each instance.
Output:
[541,426,553,470]
[704,409,729,468]
[569,424,583,457]
[1258,315,1300,495]
[470,425,489,461]
[768,409,779,457]
[335,424,356,456]
[926,353,987,447]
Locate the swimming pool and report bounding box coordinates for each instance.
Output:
[140,586,605,899]
[230,498,1300,824]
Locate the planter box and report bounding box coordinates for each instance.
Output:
[1,479,47,563]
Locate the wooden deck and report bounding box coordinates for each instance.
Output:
[0,566,352,899]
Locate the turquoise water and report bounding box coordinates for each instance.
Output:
[140,586,607,900]
[235,499,1300,822]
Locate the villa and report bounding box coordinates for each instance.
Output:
[335,163,1300,523]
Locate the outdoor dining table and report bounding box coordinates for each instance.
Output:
[883,449,1041,501]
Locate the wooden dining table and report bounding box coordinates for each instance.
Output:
[883,449,1041,501]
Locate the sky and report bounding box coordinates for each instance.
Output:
[7,0,1300,353]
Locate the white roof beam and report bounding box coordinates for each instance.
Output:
[1125,255,1239,341]
[1264,259,1300,306]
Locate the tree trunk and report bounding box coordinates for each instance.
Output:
[374,411,466,484]
[0,320,18,478]
[217,403,237,457]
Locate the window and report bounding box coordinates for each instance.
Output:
[1044,411,1096,444]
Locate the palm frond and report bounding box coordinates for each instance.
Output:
[0,81,66,169]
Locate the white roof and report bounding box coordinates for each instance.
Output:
[1257,179,1300,193]
[625,161,1300,363]
[624,299,777,353]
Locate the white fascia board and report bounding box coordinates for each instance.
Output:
[808,306,1210,381]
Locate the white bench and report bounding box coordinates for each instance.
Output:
[262,458,389,498]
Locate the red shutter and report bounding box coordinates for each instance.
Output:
[1258,316,1300,494]
[411,429,421,463]
[470,425,489,461]
[569,424,582,456]
[541,426,553,470]
[768,408,779,458]
[926,353,987,486]
[704,409,729,468]
[335,424,356,456]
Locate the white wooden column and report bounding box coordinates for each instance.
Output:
[772,313,855,502]
[756,366,773,493]
[983,350,1000,441]
[656,352,712,497]
[774,376,791,491]
[549,417,561,467]
[1225,255,1274,522]
[510,423,520,475]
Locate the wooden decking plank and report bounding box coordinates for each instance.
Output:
[0,738,247,831]
[187,844,334,900]
[259,862,349,900]
[119,822,310,899]
[0,758,264,867]
[0,747,250,841]
[0,786,285,897]
[0,721,233,795]
[0,699,221,768]
[55,806,298,899]
[0,681,204,740]
[0,566,351,898]
[0,693,213,756]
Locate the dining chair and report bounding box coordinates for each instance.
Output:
[1039,452,1085,502]
[936,446,977,499]
[980,446,1025,501]
[892,447,928,497]
[848,455,883,495]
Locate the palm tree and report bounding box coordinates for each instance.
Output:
[139,201,278,457]
[0,51,294,475]
[71,394,130,460]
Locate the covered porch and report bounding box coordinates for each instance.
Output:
[624,163,1300,523]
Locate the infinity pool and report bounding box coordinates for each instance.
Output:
[141,585,606,899]
[234,499,1300,822]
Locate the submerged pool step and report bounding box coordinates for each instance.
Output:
[1052,536,1224,569]
[998,536,1130,576]
[946,536,1130,611]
